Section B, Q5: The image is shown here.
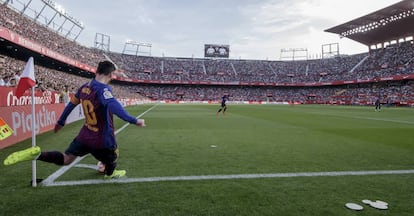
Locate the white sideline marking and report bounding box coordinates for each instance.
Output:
[43,169,414,187]
[40,104,158,186]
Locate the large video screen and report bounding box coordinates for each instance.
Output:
[204,44,230,58]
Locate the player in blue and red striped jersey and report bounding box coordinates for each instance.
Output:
[4,61,145,179]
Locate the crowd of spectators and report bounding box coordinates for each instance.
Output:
[0,4,103,68]
[132,80,414,105]
[104,45,413,84]
[1,3,414,105]
[0,56,139,100]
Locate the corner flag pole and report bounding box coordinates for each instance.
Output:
[14,57,37,187]
[31,85,37,187]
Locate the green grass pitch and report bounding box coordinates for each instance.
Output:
[1,104,414,215]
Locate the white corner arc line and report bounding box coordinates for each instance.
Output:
[40,104,158,186]
[43,169,414,187]
[74,163,99,170]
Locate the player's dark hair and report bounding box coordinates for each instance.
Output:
[96,61,116,75]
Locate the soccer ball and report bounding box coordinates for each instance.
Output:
[97,161,105,173]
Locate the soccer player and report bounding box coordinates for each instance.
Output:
[4,61,145,179]
[375,97,381,111]
[216,95,228,116]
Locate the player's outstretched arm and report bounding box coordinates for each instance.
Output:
[54,101,78,133]
[107,100,146,127]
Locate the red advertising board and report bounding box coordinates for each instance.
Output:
[0,103,65,149]
[0,86,65,149]
[0,86,61,107]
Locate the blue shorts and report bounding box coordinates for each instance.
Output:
[65,139,118,165]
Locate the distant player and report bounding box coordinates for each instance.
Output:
[216,95,228,116]
[4,61,146,179]
[375,97,381,111]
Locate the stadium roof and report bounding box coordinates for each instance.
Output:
[325,0,414,46]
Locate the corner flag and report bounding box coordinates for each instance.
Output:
[14,57,38,187]
[15,57,36,98]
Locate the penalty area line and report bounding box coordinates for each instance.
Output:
[40,104,158,187]
[43,169,414,187]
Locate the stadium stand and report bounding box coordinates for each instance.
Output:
[0,1,413,106]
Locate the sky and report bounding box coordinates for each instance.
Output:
[9,0,403,60]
